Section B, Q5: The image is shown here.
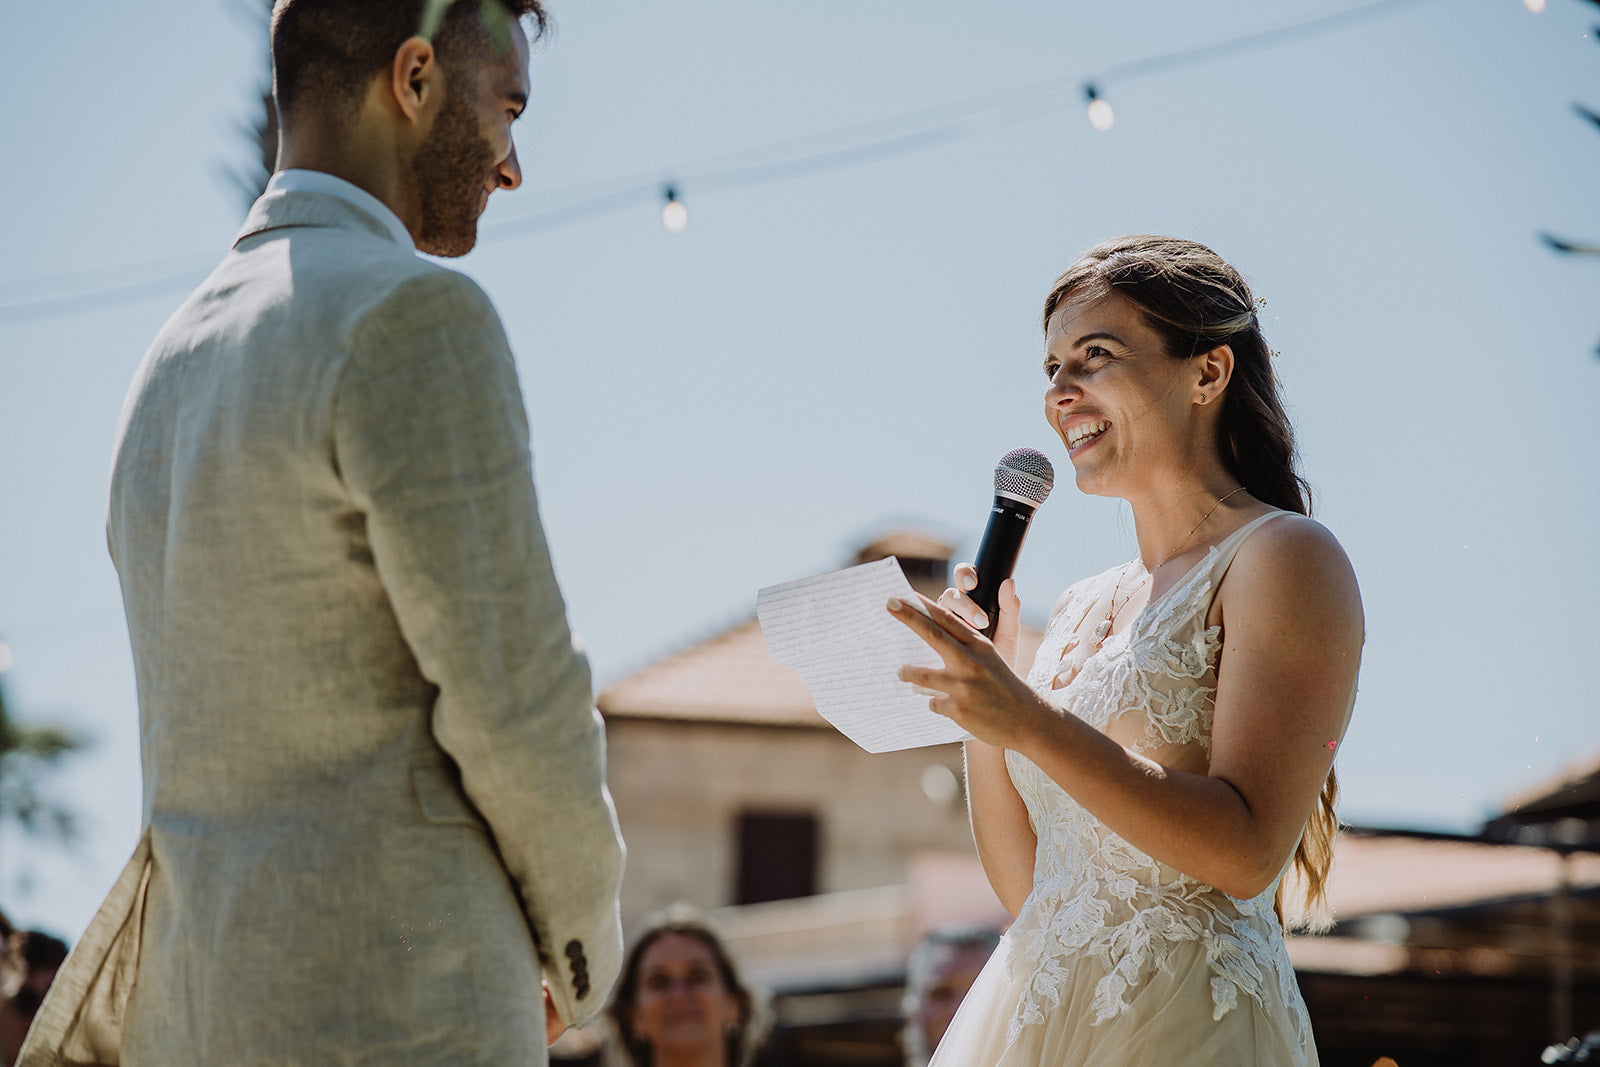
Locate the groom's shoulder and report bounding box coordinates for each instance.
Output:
[355,259,501,336]
[310,228,469,297]
[277,234,501,340]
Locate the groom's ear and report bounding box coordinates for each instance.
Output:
[388,36,443,126]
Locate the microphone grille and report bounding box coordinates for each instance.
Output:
[994,447,1055,506]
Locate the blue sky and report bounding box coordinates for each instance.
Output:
[2,0,1597,939]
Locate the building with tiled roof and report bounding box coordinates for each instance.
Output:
[1285,818,1600,1066]
[598,617,822,730]
[1486,749,1600,849]
[596,532,1041,943]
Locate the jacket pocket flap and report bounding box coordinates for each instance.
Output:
[411,758,488,829]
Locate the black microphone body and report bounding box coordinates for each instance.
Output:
[970,498,1038,639]
[968,448,1055,639]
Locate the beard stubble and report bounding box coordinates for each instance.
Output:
[411,79,497,258]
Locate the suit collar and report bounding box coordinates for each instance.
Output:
[234,186,416,253]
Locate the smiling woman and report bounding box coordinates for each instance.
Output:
[889,235,1362,1066]
[606,907,770,1067]
[1041,237,1308,517]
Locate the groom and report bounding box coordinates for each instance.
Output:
[21,1,624,1063]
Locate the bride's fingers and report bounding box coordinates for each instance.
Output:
[936,587,987,631]
[898,668,962,718]
[896,666,958,705]
[915,593,989,646]
[994,579,1021,642]
[999,577,1022,614]
[888,597,961,650]
[896,664,946,690]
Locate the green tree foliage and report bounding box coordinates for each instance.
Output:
[223,0,279,212]
[1539,1,1600,353]
[0,674,84,859]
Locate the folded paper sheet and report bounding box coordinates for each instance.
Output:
[756,557,974,753]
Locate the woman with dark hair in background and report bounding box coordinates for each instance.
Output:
[607,908,768,1067]
[891,236,1362,1065]
[1,930,68,1067]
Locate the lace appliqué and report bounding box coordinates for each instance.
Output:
[1005,553,1313,1057]
[1036,562,1222,758]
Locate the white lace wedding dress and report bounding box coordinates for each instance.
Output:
[930,512,1318,1066]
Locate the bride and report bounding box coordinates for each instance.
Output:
[889,235,1362,1065]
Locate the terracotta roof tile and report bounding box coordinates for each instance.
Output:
[599,618,823,727]
[852,531,955,564]
[1314,829,1600,920]
[1497,748,1600,820]
[598,616,1044,728]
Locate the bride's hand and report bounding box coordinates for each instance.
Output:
[937,565,1022,672]
[889,586,1047,750]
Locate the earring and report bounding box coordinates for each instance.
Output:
[1197,394,1208,404]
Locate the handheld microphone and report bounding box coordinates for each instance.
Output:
[969,448,1055,639]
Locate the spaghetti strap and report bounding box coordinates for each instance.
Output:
[1205,510,1290,584]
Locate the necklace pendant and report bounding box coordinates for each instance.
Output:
[1092,619,1112,642]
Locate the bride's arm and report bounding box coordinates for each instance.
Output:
[964,738,1036,917]
[894,518,1362,900]
[944,574,1037,917]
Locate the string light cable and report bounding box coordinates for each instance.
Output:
[0,0,1452,326]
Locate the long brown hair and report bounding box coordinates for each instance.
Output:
[1042,235,1337,928]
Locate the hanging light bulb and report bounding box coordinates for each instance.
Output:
[1084,83,1115,132]
[660,185,689,234]
[1522,0,1546,12]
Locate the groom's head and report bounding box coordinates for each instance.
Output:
[270,0,546,256]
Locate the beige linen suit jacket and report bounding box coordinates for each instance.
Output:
[20,187,625,1065]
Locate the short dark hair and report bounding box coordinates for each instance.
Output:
[271,0,547,121]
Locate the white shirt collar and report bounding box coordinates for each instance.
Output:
[266,169,415,251]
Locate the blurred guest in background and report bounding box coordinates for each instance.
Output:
[901,926,1001,1067]
[0,930,68,1067]
[608,908,768,1067]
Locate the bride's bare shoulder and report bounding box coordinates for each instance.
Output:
[1225,513,1363,636]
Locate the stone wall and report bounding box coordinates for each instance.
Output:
[603,718,976,931]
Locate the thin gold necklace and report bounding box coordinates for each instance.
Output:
[1149,485,1247,576]
[1054,562,1148,688]
[1055,486,1247,684]
[1095,566,1148,642]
